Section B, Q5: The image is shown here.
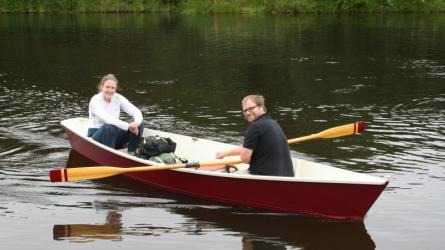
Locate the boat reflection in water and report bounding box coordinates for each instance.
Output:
[53,204,375,249]
[172,206,375,250]
[53,211,123,242]
[57,150,376,249]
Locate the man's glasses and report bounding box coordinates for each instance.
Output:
[241,105,258,115]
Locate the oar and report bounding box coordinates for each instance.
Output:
[50,121,365,183]
[50,159,244,183]
[287,120,365,144]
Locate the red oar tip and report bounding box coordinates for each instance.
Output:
[357,121,365,133]
[49,169,62,183]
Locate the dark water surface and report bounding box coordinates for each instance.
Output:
[1,14,444,249]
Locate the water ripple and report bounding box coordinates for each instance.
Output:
[402,59,445,78]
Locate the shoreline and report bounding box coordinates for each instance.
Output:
[1,0,445,15]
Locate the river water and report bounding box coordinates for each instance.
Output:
[0,14,444,250]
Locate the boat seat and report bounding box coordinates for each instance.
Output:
[232,164,249,174]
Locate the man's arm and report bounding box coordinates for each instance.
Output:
[240,147,253,163]
[216,146,253,163]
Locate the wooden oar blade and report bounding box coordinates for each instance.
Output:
[316,121,365,139]
[357,121,365,133]
[49,169,64,183]
[50,166,125,183]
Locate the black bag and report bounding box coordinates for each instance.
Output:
[136,135,177,159]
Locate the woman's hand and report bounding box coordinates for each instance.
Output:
[128,122,139,135]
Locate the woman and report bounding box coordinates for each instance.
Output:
[87,74,144,154]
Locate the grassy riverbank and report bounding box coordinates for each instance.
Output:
[1,0,445,14]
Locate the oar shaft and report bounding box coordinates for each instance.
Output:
[287,134,318,144]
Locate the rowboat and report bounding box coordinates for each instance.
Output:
[58,117,389,220]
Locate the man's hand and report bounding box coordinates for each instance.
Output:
[215,147,244,160]
[215,151,226,159]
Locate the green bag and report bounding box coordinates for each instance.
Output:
[149,152,187,165]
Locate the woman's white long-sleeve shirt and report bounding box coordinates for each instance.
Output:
[88,92,143,131]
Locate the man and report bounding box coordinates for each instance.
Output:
[216,94,294,177]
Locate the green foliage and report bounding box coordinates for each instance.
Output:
[333,0,445,13]
[181,0,212,14]
[275,0,318,14]
[181,0,243,14]
[213,0,242,13]
[1,0,445,13]
[0,0,181,13]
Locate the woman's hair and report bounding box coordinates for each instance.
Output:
[97,74,118,92]
[242,94,267,112]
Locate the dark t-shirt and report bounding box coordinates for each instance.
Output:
[243,113,294,177]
